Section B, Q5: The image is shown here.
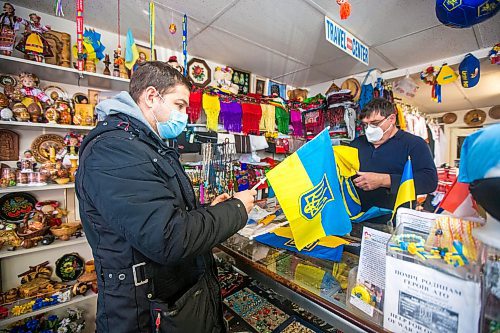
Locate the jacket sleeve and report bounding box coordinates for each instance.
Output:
[389,137,438,195]
[80,139,247,266]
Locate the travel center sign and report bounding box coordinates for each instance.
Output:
[325,16,369,66]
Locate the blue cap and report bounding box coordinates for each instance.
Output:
[458,124,500,183]
[459,53,480,88]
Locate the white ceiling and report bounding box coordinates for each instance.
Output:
[10,0,500,92]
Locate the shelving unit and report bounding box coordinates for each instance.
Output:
[0,237,87,259]
[0,55,129,91]
[0,183,75,194]
[0,293,98,326]
[0,120,94,132]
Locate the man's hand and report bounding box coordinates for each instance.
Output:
[210,193,231,206]
[233,189,257,213]
[353,172,391,191]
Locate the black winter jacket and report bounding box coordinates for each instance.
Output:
[76,112,247,333]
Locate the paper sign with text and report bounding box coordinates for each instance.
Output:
[324,16,369,65]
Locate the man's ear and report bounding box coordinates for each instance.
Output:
[142,86,157,109]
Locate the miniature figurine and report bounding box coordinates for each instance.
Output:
[18,149,37,173]
[113,48,122,77]
[167,55,183,73]
[16,13,53,62]
[103,53,111,75]
[0,3,25,56]
[19,72,52,122]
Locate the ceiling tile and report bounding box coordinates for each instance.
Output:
[476,18,500,49]
[312,51,393,79]
[273,68,333,87]
[308,0,441,46]
[189,27,305,79]
[375,25,479,68]
[211,0,342,65]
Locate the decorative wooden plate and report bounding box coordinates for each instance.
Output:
[31,134,66,163]
[0,129,19,161]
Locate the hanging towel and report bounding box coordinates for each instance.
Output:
[202,93,221,131]
[241,103,262,135]
[259,104,276,133]
[275,106,290,134]
[220,100,242,133]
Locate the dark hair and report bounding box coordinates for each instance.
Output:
[359,98,396,119]
[129,61,191,103]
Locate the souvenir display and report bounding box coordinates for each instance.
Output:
[277,317,322,333]
[0,106,13,120]
[224,288,289,332]
[188,58,212,88]
[19,72,52,122]
[12,102,29,121]
[42,29,71,67]
[231,68,251,95]
[16,12,53,62]
[442,112,457,124]
[30,134,65,163]
[44,105,59,123]
[0,129,19,161]
[72,259,98,296]
[34,200,67,227]
[464,109,487,126]
[0,192,36,222]
[6,308,86,332]
[0,261,71,318]
[0,91,8,107]
[72,28,106,69]
[55,99,73,124]
[0,2,25,56]
[55,252,84,281]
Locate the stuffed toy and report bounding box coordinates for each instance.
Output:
[337,0,351,20]
[287,88,309,102]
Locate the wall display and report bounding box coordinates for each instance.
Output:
[130,44,156,72]
[253,76,267,95]
[16,13,53,62]
[42,30,71,68]
[187,58,211,88]
[268,80,287,99]
[464,109,486,126]
[488,105,500,120]
[30,134,66,163]
[72,92,89,105]
[231,68,251,94]
[442,112,457,124]
[0,129,19,161]
[0,192,37,222]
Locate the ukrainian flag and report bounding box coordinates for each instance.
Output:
[125,29,140,70]
[266,129,351,250]
[392,157,416,219]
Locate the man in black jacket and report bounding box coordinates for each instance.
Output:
[76,61,256,333]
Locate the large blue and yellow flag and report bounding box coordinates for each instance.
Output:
[392,157,416,219]
[266,129,351,250]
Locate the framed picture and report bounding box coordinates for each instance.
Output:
[87,89,100,105]
[268,80,287,99]
[187,58,212,88]
[231,69,251,94]
[252,76,268,95]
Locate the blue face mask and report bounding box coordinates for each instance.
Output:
[151,94,188,139]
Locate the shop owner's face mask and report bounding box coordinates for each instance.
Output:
[365,117,392,143]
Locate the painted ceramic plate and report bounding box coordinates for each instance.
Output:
[488,105,500,120]
[0,75,17,87]
[55,252,84,281]
[464,109,486,126]
[0,192,37,222]
[442,112,457,124]
[44,85,68,102]
[31,134,66,163]
[72,92,89,105]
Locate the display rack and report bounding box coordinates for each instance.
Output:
[0,237,87,259]
[0,184,75,194]
[0,293,97,326]
[0,121,94,132]
[0,55,129,91]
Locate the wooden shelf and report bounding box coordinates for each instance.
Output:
[0,237,87,259]
[0,293,98,327]
[0,54,129,91]
[0,120,94,132]
[0,183,75,194]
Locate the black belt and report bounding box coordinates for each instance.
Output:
[100,262,150,287]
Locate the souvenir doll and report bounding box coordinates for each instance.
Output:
[19,72,52,122]
[18,149,37,173]
[0,3,25,56]
[16,13,53,62]
[167,55,183,73]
